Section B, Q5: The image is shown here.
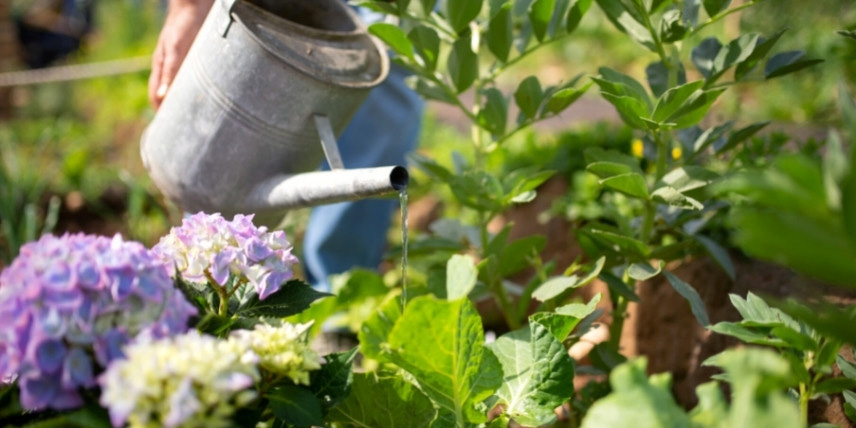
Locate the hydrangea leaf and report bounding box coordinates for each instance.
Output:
[268,385,324,427]
[309,348,357,414]
[530,293,602,342]
[447,254,478,301]
[358,294,403,361]
[326,373,437,428]
[487,322,574,426]
[386,296,502,426]
[236,280,331,318]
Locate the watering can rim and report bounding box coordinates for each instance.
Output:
[220,0,390,89]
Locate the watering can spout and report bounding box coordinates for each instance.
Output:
[245,166,409,212]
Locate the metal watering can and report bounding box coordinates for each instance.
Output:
[140,0,407,221]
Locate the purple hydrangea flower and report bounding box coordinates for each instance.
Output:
[0,233,197,410]
[153,212,299,300]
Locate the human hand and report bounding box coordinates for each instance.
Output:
[148,0,214,109]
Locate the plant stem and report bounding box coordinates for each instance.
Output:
[799,382,809,425]
[641,201,656,243]
[689,2,757,37]
[608,294,628,349]
[654,131,669,180]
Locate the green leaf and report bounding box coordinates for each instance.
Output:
[447,254,478,300]
[514,76,544,119]
[487,3,513,61]
[567,0,593,33]
[652,81,705,124]
[450,170,505,211]
[702,0,730,17]
[446,0,483,32]
[600,172,650,199]
[448,38,479,93]
[584,147,643,174]
[691,37,722,79]
[369,23,414,60]
[775,300,856,346]
[387,296,503,426]
[659,165,720,192]
[410,152,453,181]
[543,81,592,116]
[599,93,652,130]
[765,51,823,79]
[358,295,402,360]
[735,29,786,81]
[532,256,605,302]
[659,9,687,43]
[587,161,635,178]
[326,373,437,428]
[670,89,725,129]
[694,235,736,280]
[599,272,640,301]
[710,322,788,347]
[310,348,357,413]
[488,322,575,427]
[627,261,662,281]
[268,385,324,427]
[646,60,687,98]
[663,271,709,326]
[651,186,703,210]
[531,293,603,341]
[421,0,439,15]
[478,88,508,136]
[236,280,330,318]
[580,358,691,428]
[409,26,440,71]
[580,226,651,258]
[770,325,817,351]
[529,0,556,41]
[594,67,652,108]
[595,0,656,51]
[716,121,770,154]
[837,354,856,379]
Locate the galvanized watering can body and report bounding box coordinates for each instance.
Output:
[140,0,406,219]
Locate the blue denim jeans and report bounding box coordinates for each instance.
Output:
[302,64,424,291]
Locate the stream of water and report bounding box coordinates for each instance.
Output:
[399,189,408,308]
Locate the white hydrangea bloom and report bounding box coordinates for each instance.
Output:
[230,322,321,386]
[99,331,260,428]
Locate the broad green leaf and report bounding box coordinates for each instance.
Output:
[670,89,725,129]
[580,358,692,428]
[408,26,440,71]
[236,280,331,318]
[730,292,800,330]
[651,186,703,210]
[646,60,687,98]
[387,296,503,426]
[765,51,823,79]
[310,348,357,413]
[776,300,856,346]
[449,38,479,93]
[450,170,505,211]
[529,0,556,41]
[595,0,656,51]
[600,172,650,199]
[689,382,727,427]
[487,3,513,61]
[594,67,652,108]
[716,121,770,154]
[446,0,482,32]
[447,254,478,300]
[326,373,436,428]
[837,354,856,379]
[581,226,651,258]
[567,0,594,33]
[543,81,592,116]
[514,76,544,119]
[532,256,605,302]
[703,0,730,17]
[735,29,786,81]
[659,9,687,42]
[599,93,652,130]
[587,161,635,179]
[770,326,817,351]
[694,235,735,280]
[652,80,705,124]
[683,0,700,27]
[496,235,547,277]
[478,88,508,136]
[815,378,856,395]
[421,0,438,15]
[710,322,788,347]
[627,261,662,281]
[584,147,643,174]
[358,295,402,360]
[488,322,575,427]
[691,37,721,79]
[267,385,324,427]
[663,271,709,326]
[659,165,720,192]
[531,293,603,341]
[369,23,414,60]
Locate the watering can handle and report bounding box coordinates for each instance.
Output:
[218,0,240,37]
[314,115,345,170]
